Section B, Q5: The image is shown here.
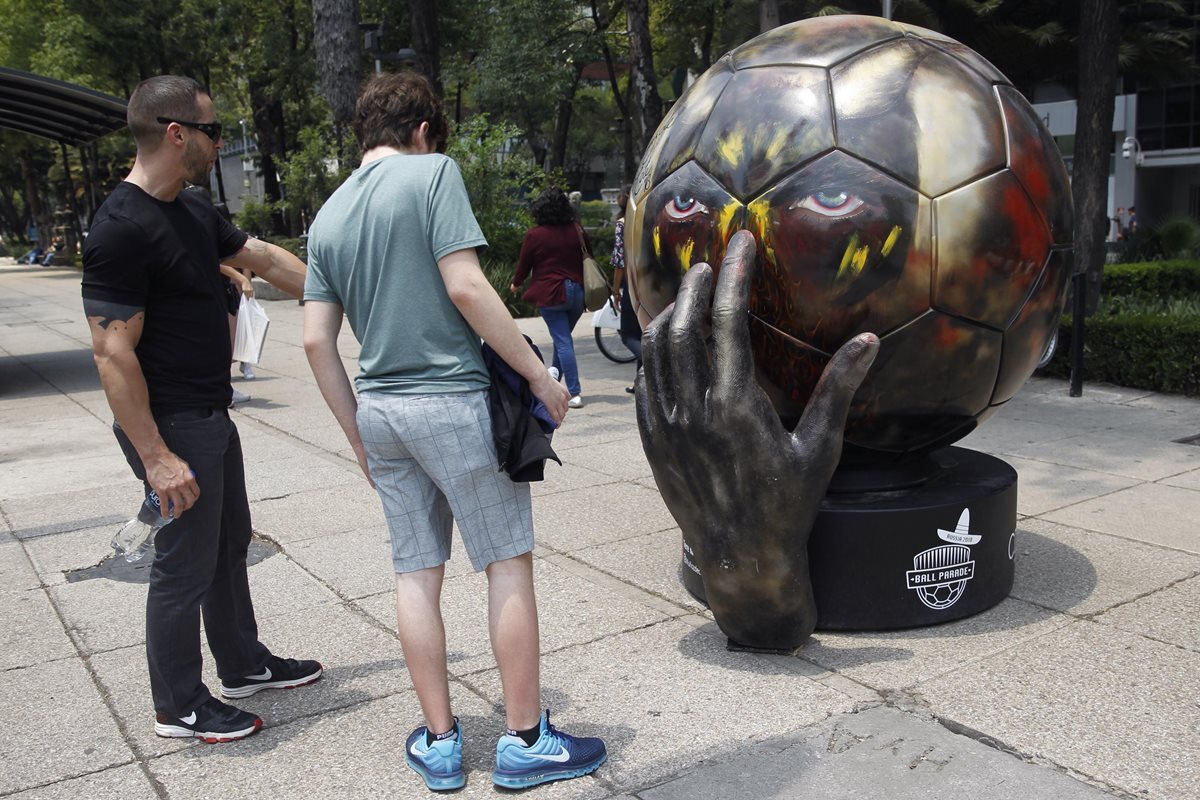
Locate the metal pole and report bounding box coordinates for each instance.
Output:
[882,0,893,19]
[1069,272,1086,397]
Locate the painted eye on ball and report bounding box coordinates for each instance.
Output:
[794,191,864,218]
[665,196,710,220]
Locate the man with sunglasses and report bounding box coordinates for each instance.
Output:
[82,75,320,743]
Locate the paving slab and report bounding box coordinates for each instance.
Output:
[956,414,1088,455]
[1002,454,1140,516]
[0,452,131,501]
[22,523,118,586]
[244,550,341,617]
[0,536,41,590]
[48,567,152,654]
[1161,465,1200,490]
[996,393,1194,441]
[915,620,1200,800]
[0,658,132,795]
[5,764,157,800]
[357,557,669,677]
[571,527,705,613]
[242,453,363,503]
[555,434,655,482]
[1042,482,1200,553]
[237,406,355,454]
[800,598,1071,692]
[219,601,410,728]
[532,481,676,553]
[999,430,1200,481]
[0,484,139,540]
[0,587,76,669]
[1094,573,1200,651]
[639,705,1112,800]
[531,460,624,497]
[249,481,383,542]
[1011,517,1200,617]
[465,618,856,792]
[281,526,398,600]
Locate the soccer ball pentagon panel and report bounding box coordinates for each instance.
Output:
[626,15,1072,464]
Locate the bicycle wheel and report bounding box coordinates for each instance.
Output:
[594,326,637,363]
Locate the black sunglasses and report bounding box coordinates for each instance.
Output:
[157,116,222,141]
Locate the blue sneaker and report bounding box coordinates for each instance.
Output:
[404,718,465,791]
[492,710,606,789]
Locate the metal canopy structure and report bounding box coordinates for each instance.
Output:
[0,67,126,146]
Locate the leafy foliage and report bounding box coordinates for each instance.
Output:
[1041,258,1200,395]
[446,115,554,267]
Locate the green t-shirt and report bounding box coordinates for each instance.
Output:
[304,153,489,395]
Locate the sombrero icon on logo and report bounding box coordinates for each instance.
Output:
[906,509,977,610]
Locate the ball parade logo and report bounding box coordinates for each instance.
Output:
[906,509,979,610]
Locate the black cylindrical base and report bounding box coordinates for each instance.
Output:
[681,446,1017,631]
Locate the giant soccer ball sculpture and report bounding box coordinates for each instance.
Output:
[627,16,1073,637]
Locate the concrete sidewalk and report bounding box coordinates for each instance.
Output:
[1,257,1197,800]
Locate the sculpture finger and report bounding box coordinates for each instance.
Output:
[669,263,714,417]
[640,301,678,424]
[710,231,758,403]
[795,332,880,446]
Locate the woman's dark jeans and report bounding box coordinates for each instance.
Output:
[540,278,585,396]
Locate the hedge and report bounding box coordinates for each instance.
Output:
[1040,313,1200,396]
[1100,260,1200,295]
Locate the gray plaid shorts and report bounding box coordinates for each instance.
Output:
[356,389,534,573]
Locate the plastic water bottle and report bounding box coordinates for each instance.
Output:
[112,490,174,563]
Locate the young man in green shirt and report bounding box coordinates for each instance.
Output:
[303,72,606,791]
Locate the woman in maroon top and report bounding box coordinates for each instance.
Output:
[509,188,592,407]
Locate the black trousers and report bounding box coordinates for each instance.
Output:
[114,408,271,717]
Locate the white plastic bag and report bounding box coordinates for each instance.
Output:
[232,295,270,365]
[591,299,620,331]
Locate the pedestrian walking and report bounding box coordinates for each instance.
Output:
[510,188,591,408]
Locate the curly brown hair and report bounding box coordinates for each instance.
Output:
[530,188,575,226]
[354,72,448,153]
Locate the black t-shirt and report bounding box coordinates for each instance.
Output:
[82,182,249,413]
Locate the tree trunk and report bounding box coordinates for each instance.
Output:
[0,188,24,244]
[312,0,361,127]
[1074,0,1120,314]
[759,0,780,33]
[549,66,583,171]
[20,153,50,246]
[591,0,633,182]
[248,78,287,235]
[58,142,84,254]
[627,0,663,152]
[410,0,442,96]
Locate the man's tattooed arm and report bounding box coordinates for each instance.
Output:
[83,298,144,330]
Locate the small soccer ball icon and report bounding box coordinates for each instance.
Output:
[626,15,1073,463]
[917,581,967,610]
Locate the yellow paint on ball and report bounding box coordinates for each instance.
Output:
[717,201,741,243]
[881,225,902,257]
[677,239,696,269]
[652,226,662,259]
[838,233,861,276]
[764,128,789,161]
[716,128,746,168]
[851,243,870,275]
